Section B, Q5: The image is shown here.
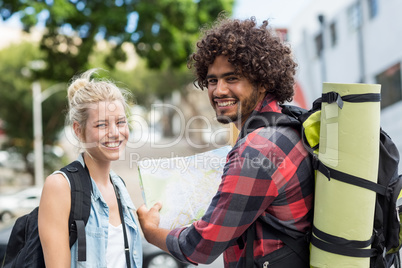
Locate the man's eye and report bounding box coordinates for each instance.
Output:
[207,79,217,84]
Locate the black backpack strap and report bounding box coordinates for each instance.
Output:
[321,92,381,109]
[239,111,302,140]
[311,225,378,258]
[111,177,131,268]
[60,160,92,262]
[313,159,388,196]
[245,223,256,267]
[240,108,311,266]
[269,227,310,264]
[245,222,310,266]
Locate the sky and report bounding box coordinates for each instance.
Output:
[232,0,313,27]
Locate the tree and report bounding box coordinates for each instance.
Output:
[0,0,234,184]
[0,42,68,182]
[0,0,234,82]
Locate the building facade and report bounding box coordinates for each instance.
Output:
[288,0,402,171]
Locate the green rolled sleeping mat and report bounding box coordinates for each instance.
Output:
[310,83,381,267]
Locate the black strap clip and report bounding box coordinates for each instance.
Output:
[313,156,331,181]
[311,154,319,171]
[323,92,344,109]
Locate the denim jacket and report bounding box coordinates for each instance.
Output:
[55,155,143,268]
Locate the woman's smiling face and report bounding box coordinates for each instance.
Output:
[78,100,129,162]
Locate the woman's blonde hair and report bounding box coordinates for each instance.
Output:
[67,68,131,141]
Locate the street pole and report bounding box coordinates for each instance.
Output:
[32,81,65,187]
[357,0,366,83]
[318,14,327,83]
[32,81,44,187]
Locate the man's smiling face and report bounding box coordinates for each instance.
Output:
[206,55,266,127]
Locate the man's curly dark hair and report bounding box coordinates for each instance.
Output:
[188,15,297,104]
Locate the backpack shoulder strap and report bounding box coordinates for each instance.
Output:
[60,160,92,262]
[239,109,303,140]
[245,221,310,265]
[241,106,311,265]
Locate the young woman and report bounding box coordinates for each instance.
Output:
[38,69,142,267]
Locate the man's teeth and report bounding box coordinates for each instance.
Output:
[105,142,120,148]
[218,101,235,107]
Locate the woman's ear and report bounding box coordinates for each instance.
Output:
[73,121,83,141]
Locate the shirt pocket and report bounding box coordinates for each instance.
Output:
[76,226,108,268]
[125,211,143,267]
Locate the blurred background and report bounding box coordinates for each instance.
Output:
[0,0,401,266]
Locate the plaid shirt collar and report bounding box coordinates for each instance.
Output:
[251,93,281,115]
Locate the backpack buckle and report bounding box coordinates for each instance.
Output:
[323,92,344,109]
[312,154,319,171]
[67,167,78,172]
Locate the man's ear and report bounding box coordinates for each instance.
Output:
[73,121,83,140]
[258,84,268,95]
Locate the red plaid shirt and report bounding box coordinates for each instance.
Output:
[167,94,314,267]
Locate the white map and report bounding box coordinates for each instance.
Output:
[138,146,232,230]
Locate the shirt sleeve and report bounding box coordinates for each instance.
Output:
[166,127,292,264]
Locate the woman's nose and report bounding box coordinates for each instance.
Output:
[108,123,119,137]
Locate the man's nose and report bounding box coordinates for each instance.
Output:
[215,80,229,96]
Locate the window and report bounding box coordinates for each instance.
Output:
[275,28,288,42]
[315,33,323,57]
[375,63,402,109]
[330,22,337,47]
[368,0,379,19]
[347,2,362,31]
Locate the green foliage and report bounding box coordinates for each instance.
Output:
[0,42,67,178]
[0,0,235,181]
[106,61,194,108]
[0,0,234,81]
[0,42,40,155]
[0,0,234,127]
[135,0,234,69]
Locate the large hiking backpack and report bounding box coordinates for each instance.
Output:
[241,91,402,268]
[1,161,92,268]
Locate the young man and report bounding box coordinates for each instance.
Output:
[137,16,314,267]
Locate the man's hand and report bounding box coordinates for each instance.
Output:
[137,202,170,252]
[137,202,162,232]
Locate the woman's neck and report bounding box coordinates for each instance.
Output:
[83,153,111,185]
